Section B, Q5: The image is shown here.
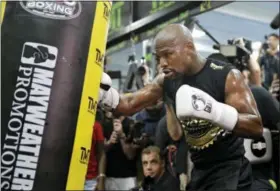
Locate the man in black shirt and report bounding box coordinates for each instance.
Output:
[102,113,139,190]
[132,146,180,191]
[99,24,263,191]
[155,116,188,190]
[259,33,279,89]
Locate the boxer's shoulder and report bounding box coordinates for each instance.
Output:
[207,58,235,74]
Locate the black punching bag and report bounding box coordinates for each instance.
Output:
[1,1,111,190]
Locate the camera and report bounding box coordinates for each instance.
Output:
[213,38,252,71]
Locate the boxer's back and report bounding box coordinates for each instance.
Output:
[163,59,245,165]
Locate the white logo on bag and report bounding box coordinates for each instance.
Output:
[1,42,58,190]
[20,0,82,20]
[21,42,58,69]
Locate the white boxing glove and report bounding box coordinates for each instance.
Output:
[98,72,120,111]
[176,85,238,131]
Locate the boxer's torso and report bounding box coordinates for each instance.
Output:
[163,59,245,165]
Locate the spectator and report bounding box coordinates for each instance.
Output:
[131,146,180,191]
[155,116,188,190]
[84,110,106,191]
[135,100,165,138]
[259,33,279,89]
[103,113,139,190]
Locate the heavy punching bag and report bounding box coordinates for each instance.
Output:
[1,1,111,190]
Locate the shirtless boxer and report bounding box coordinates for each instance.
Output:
[99,24,263,191]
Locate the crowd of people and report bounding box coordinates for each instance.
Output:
[84,24,279,191]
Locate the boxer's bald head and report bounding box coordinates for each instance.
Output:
[154,24,198,79]
[155,24,193,44]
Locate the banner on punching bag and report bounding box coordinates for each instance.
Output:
[1,1,111,190]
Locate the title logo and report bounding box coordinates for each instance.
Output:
[80,147,90,164]
[20,0,82,20]
[103,3,110,20]
[95,48,104,67]
[1,42,58,190]
[88,96,97,115]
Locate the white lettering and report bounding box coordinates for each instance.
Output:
[21,132,42,145]
[1,166,13,180]
[16,76,31,88]
[29,96,49,107]
[16,155,38,169]
[25,106,46,126]
[2,151,16,166]
[57,4,65,14]
[33,68,54,86]
[3,133,21,151]
[23,123,44,136]
[36,2,45,9]
[14,88,28,102]
[3,143,18,152]
[14,167,36,179]
[19,65,33,77]
[44,2,53,10]
[30,83,50,96]
[1,181,10,189]
[26,2,35,8]
[8,118,22,132]
[10,101,26,118]
[19,145,40,157]
[64,7,73,15]
[11,178,33,190]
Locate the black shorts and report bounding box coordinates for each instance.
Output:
[186,156,253,191]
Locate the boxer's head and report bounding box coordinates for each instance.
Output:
[141,146,165,180]
[154,24,197,79]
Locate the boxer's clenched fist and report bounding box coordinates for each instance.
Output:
[176,85,239,131]
[98,72,120,111]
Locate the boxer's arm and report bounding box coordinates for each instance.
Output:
[225,69,263,138]
[114,74,164,116]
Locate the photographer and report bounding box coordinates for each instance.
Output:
[259,33,279,89]
[102,113,139,190]
[234,38,263,86]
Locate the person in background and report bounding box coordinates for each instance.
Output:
[135,100,165,139]
[259,33,279,89]
[131,146,180,191]
[103,113,139,190]
[84,109,106,191]
[155,116,188,190]
[135,63,166,140]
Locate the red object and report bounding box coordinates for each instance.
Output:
[86,121,104,180]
